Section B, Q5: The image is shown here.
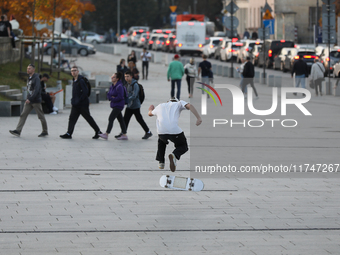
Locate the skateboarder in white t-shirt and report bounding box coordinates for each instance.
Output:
[148,98,202,172]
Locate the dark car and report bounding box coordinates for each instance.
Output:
[284,49,317,73]
[43,37,96,56]
[258,40,295,68]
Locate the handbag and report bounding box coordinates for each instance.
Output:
[316,63,325,81]
[309,80,315,89]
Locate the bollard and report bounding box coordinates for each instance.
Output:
[260,72,267,84]
[325,81,332,95]
[267,75,275,87]
[68,80,73,85]
[254,71,260,83]
[212,64,217,74]
[233,68,240,78]
[65,85,72,107]
[217,65,222,76]
[222,66,228,77]
[56,80,62,89]
[274,76,282,87]
[228,67,233,78]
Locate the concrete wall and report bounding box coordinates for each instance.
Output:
[0,37,20,64]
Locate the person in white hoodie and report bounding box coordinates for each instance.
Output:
[183,58,197,98]
[310,58,325,96]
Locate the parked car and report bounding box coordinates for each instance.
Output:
[43,37,96,56]
[81,31,105,44]
[220,41,243,62]
[162,34,177,52]
[201,37,224,58]
[332,61,340,77]
[283,49,317,73]
[127,29,147,47]
[273,47,295,71]
[237,40,263,63]
[214,38,231,60]
[152,34,168,51]
[137,33,150,48]
[118,34,128,43]
[258,40,295,68]
[319,47,340,74]
[250,44,262,66]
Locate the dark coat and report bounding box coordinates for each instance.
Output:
[27,73,42,103]
[242,61,255,78]
[71,74,89,107]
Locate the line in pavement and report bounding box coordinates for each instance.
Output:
[0,189,238,192]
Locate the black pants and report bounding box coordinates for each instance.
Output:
[123,107,149,133]
[67,105,100,135]
[186,75,195,95]
[156,132,188,163]
[314,78,323,95]
[241,78,258,97]
[41,93,54,113]
[106,107,126,134]
[142,61,149,79]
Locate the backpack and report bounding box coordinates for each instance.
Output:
[133,82,145,104]
[82,76,91,97]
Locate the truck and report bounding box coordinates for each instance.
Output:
[176,21,206,56]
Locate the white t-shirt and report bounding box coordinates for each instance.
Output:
[151,100,189,134]
[141,51,152,62]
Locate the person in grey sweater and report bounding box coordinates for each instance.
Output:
[9,64,48,137]
[310,58,325,96]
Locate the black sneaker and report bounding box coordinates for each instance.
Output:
[142,131,153,139]
[115,133,123,139]
[9,130,20,137]
[92,131,102,139]
[60,133,72,139]
[38,132,48,137]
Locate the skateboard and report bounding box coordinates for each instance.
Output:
[159,175,204,191]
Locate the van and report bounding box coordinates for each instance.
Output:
[176,21,206,56]
[258,40,295,68]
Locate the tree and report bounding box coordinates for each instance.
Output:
[0,0,95,35]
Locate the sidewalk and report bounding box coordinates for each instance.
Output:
[0,51,339,255]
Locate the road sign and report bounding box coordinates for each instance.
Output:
[322,13,336,29]
[263,9,273,20]
[263,19,275,35]
[322,29,336,43]
[258,27,270,40]
[263,2,273,12]
[225,1,239,14]
[224,16,239,29]
[322,3,335,13]
[169,6,177,13]
[170,13,177,26]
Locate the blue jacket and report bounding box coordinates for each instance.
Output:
[107,80,125,110]
[71,75,89,107]
[127,79,140,109]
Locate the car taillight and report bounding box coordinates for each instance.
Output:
[156,41,160,45]
[294,56,299,60]
[178,43,183,47]
[141,38,145,42]
[188,22,194,26]
[121,35,124,38]
[245,48,249,52]
[198,44,203,48]
[256,53,259,57]
[133,32,136,36]
[229,49,235,52]
[268,50,272,57]
[304,55,312,59]
[149,40,154,44]
[326,57,330,61]
[232,38,238,42]
[210,45,214,48]
[100,36,104,39]
[161,42,164,45]
[280,40,285,43]
[330,66,333,70]
[139,29,144,32]
[166,40,170,45]
[165,30,171,33]
[44,43,47,47]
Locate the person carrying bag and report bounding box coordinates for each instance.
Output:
[310,59,325,96]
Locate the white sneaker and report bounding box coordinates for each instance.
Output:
[158,162,165,169]
[53,106,58,111]
[168,153,177,172]
[50,111,57,115]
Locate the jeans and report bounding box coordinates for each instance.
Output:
[156,132,188,163]
[67,105,100,135]
[295,74,306,89]
[106,107,126,134]
[142,61,149,79]
[201,76,213,94]
[241,78,258,97]
[123,107,149,133]
[171,79,181,99]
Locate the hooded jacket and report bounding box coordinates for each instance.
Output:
[107,80,125,110]
[127,79,140,109]
[71,74,89,107]
[27,73,42,103]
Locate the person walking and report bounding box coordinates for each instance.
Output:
[127,50,137,67]
[60,66,102,139]
[99,72,128,140]
[9,64,48,137]
[119,71,152,140]
[241,57,258,99]
[117,58,128,85]
[310,58,325,96]
[141,48,152,80]
[40,73,58,115]
[291,55,309,96]
[198,54,212,94]
[183,58,197,98]
[148,98,202,172]
[167,54,184,100]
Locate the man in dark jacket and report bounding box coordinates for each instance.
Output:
[60,66,102,139]
[291,55,308,96]
[9,64,48,137]
[241,57,258,99]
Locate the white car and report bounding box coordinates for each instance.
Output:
[137,33,149,48]
[118,34,128,43]
[202,37,224,57]
[221,41,243,62]
[81,31,105,44]
[237,39,263,63]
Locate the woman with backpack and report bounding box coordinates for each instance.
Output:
[99,72,128,140]
[184,58,197,98]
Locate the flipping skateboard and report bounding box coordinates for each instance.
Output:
[159,175,204,191]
